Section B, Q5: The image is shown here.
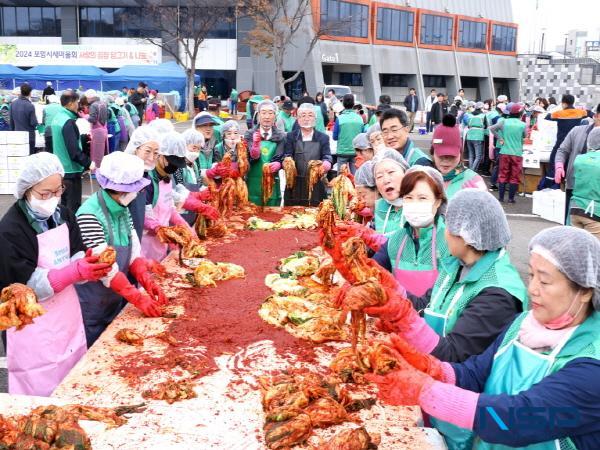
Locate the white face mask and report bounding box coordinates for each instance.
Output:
[119,192,138,206]
[388,198,403,207]
[224,138,240,148]
[28,196,59,219]
[186,151,199,163]
[403,201,435,228]
[144,162,156,172]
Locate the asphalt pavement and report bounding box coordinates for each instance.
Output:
[0,122,554,394]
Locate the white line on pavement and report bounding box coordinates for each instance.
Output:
[505,213,538,218]
[0,357,6,369]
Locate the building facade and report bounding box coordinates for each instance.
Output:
[0,1,519,105]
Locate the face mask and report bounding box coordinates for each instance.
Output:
[119,192,138,206]
[186,151,199,163]
[403,201,435,228]
[28,196,59,219]
[545,290,584,330]
[224,138,240,148]
[388,198,403,207]
[144,163,155,172]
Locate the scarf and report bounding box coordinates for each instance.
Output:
[442,163,465,182]
[518,312,576,352]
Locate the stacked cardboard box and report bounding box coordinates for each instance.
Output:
[532,189,566,224]
[0,131,29,195]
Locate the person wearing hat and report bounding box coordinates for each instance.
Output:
[51,91,93,214]
[367,225,600,450]
[85,89,109,169]
[273,103,332,206]
[141,132,216,260]
[353,160,379,227]
[192,112,223,176]
[380,108,433,167]
[244,99,286,206]
[569,127,600,238]
[332,94,364,174]
[42,81,55,104]
[207,98,225,144]
[432,115,486,200]
[214,119,243,168]
[296,96,326,133]
[489,103,527,203]
[352,133,373,169]
[526,104,545,137]
[371,166,450,297]
[76,151,168,346]
[144,90,160,123]
[366,123,385,154]
[465,102,486,173]
[0,152,111,395]
[276,100,296,133]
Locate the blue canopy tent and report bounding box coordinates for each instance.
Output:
[0,64,24,90]
[15,65,107,91]
[103,61,199,111]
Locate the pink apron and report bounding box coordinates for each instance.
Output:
[393,225,439,297]
[7,223,87,396]
[90,122,108,168]
[141,180,173,261]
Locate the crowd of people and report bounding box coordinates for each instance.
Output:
[0,80,599,449]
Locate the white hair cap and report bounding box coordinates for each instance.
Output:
[15,152,64,199]
[124,125,160,154]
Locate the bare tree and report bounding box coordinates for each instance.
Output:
[138,1,229,115]
[239,0,345,95]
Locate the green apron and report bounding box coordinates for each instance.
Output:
[570,151,600,220]
[445,169,481,200]
[402,140,432,167]
[247,140,281,206]
[373,198,403,236]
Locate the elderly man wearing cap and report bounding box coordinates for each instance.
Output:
[380,108,433,167]
[352,133,374,169]
[272,103,332,206]
[489,103,527,203]
[431,115,486,200]
[276,100,296,133]
[85,89,109,169]
[244,99,286,206]
[76,151,169,347]
[192,112,223,175]
[0,152,111,395]
[465,102,486,173]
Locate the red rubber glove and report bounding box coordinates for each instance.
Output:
[389,334,446,381]
[190,190,212,202]
[81,249,113,280]
[365,365,434,406]
[554,162,565,184]
[363,286,418,332]
[182,196,219,220]
[109,271,162,317]
[206,163,229,179]
[250,131,262,159]
[129,258,168,305]
[357,207,374,222]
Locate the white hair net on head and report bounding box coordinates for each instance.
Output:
[148,118,175,137]
[373,148,409,172]
[181,129,205,147]
[221,120,240,135]
[529,226,600,309]
[159,131,187,158]
[355,160,376,188]
[84,89,98,100]
[352,133,370,150]
[366,123,381,140]
[124,125,160,154]
[257,99,277,113]
[587,127,600,151]
[446,188,511,251]
[404,165,446,203]
[15,152,64,199]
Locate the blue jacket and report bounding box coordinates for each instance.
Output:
[452,326,600,449]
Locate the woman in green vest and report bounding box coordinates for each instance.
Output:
[433,115,487,199]
[243,100,285,206]
[367,226,600,450]
[569,127,600,239]
[372,166,449,297]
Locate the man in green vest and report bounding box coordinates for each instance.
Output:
[380,108,433,167]
[333,94,364,174]
[465,102,486,173]
[229,88,238,115]
[42,95,63,153]
[276,100,296,133]
[489,103,527,203]
[51,91,92,213]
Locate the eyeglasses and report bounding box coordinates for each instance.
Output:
[381,126,406,136]
[32,184,65,200]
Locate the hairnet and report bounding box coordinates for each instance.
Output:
[355,160,376,188]
[84,89,98,100]
[257,99,277,113]
[181,128,205,147]
[159,131,187,157]
[124,125,160,154]
[366,123,381,140]
[352,133,370,150]
[445,189,511,251]
[373,148,409,173]
[529,226,600,308]
[587,127,600,151]
[15,152,64,199]
[404,166,446,203]
[97,151,146,186]
[221,119,240,135]
[148,118,175,136]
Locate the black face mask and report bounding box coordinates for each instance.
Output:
[164,164,178,174]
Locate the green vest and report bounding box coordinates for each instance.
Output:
[314,105,325,133]
[247,139,281,206]
[402,140,432,167]
[373,198,403,236]
[387,217,449,273]
[76,191,133,246]
[444,169,480,200]
[467,115,485,141]
[498,118,525,156]
[571,151,600,219]
[230,89,238,102]
[336,110,364,156]
[147,171,161,207]
[108,105,121,133]
[43,103,63,127]
[125,103,139,118]
[368,113,378,127]
[425,249,527,336]
[51,107,84,175]
[485,110,500,136]
[277,111,296,133]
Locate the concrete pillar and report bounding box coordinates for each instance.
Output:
[60,6,78,45]
[445,76,458,98]
[508,79,520,102]
[478,77,493,101]
[361,65,379,104]
[304,53,325,97]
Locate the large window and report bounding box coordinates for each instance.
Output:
[0,7,60,36]
[458,19,487,49]
[339,72,363,86]
[420,13,453,46]
[320,0,369,39]
[423,75,446,87]
[376,7,414,43]
[380,74,408,87]
[491,24,517,52]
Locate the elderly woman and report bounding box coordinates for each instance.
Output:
[213,119,247,180]
[373,149,409,237]
[353,160,379,227]
[273,103,332,206]
[372,166,450,297]
[244,99,287,206]
[366,123,386,154]
[432,115,487,199]
[368,226,600,450]
[0,153,111,395]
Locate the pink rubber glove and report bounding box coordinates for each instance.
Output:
[250,131,262,159]
[360,227,387,252]
[144,213,162,234]
[48,253,112,293]
[322,160,332,173]
[357,207,374,222]
[419,381,479,430]
[488,135,495,160]
[554,162,565,184]
[169,210,196,237]
[268,162,281,173]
